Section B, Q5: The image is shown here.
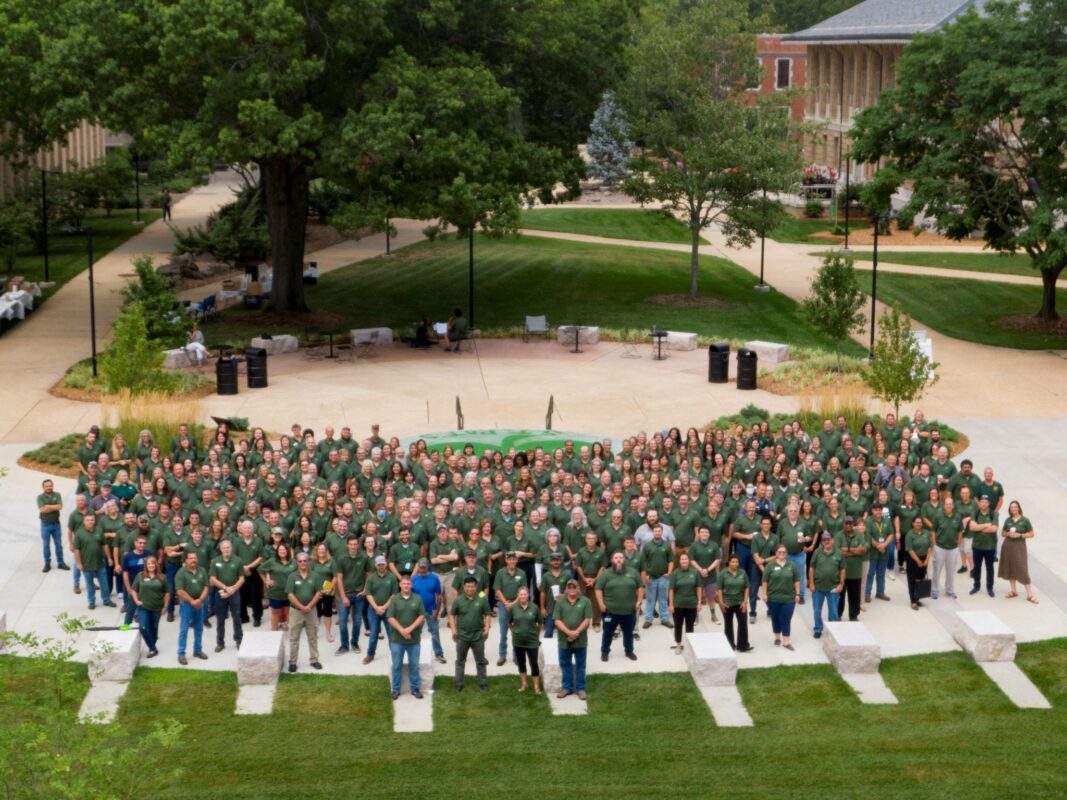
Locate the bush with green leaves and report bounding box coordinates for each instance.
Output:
[863,303,940,417]
[802,251,867,372]
[99,301,177,395]
[172,183,268,264]
[803,200,824,219]
[121,255,186,347]
[309,179,357,221]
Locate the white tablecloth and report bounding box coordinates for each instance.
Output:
[0,300,22,321]
[1,290,33,313]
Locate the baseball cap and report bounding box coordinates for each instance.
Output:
[821,531,833,541]
[565,579,579,588]
[549,553,563,561]
[374,555,387,566]
[464,549,477,558]
[844,515,855,524]
[137,514,150,524]
[100,479,112,488]
[505,550,517,558]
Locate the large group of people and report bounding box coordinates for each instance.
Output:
[36,410,1040,699]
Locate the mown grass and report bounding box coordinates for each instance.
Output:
[768,216,870,244]
[846,249,1038,278]
[520,207,706,244]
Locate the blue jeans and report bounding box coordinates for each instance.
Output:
[338,594,366,649]
[178,602,205,657]
[767,600,796,637]
[972,549,996,591]
[138,607,161,652]
[367,607,388,658]
[601,610,636,656]
[559,645,587,693]
[425,614,444,658]
[84,567,110,606]
[886,537,897,568]
[812,589,840,634]
[787,552,807,600]
[736,543,760,613]
[865,558,888,597]
[123,586,138,625]
[543,613,555,639]
[644,576,669,623]
[497,601,511,659]
[41,522,65,566]
[165,562,180,615]
[390,640,421,693]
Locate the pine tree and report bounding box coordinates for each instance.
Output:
[802,251,866,371]
[586,91,632,187]
[863,303,940,417]
[99,301,175,394]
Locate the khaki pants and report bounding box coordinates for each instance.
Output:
[442,571,458,611]
[584,584,601,624]
[289,607,320,665]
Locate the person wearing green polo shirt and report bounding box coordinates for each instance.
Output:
[761,544,800,650]
[575,531,606,632]
[362,556,399,664]
[716,555,752,652]
[285,551,323,672]
[450,574,492,692]
[335,537,370,654]
[73,514,114,610]
[749,517,779,622]
[640,524,674,629]
[37,479,68,573]
[388,574,427,699]
[930,497,963,600]
[509,586,543,693]
[777,504,808,605]
[208,539,245,652]
[864,504,893,604]
[808,532,844,638]
[595,550,643,661]
[554,579,593,700]
[493,552,526,666]
[968,497,998,597]
[539,552,568,639]
[130,554,168,657]
[388,527,420,580]
[259,542,296,631]
[904,515,933,609]
[837,516,867,621]
[689,526,722,625]
[174,550,208,665]
[668,552,702,653]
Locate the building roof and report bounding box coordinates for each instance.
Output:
[783,0,988,44]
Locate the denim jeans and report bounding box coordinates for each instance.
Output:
[735,543,756,612]
[543,613,555,639]
[497,600,511,659]
[390,640,422,693]
[559,645,587,693]
[215,589,243,646]
[767,600,796,637]
[601,610,636,656]
[367,607,388,658]
[644,576,669,623]
[787,552,807,600]
[41,522,65,566]
[972,548,996,591]
[811,589,840,634]
[865,558,889,597]
[425,614,444,658]
[165,562,180,615]
[138,607,161,652]
[84,567,110,606]
[886,537,897,568]
[178,602,205,657]
[123,588,138,625]
[338,594,366,649]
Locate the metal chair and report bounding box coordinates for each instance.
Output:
[523,314,549,342]
[354,329,379,358]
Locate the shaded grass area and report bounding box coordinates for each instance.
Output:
[768,216,870,244]
[520,207,705,244]
[2,639,1065,799]
[847,249,1038,278]
[856,269,1067,350]
[204,234,864,356]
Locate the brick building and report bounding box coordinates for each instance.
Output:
[0,121,108,199]
[751,34,807,122]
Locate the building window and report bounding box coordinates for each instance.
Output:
[776,58,792,90]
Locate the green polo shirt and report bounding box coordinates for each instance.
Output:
[639,539,673,578]
[451,566,490,595]
[594,569,642,615]
[132,573,167,612]
[493,568,527,602]
[365,570,399,606]
[669,566,701,608]
[539,569,569,614]
[931,510,963,550]
[574,546,606,579]
[762,560,800,603]
[905,529,933,559]
[74,527,107,572]
[37,492,62,524]
[450,592,490,641]
[971,512,999,551]
[777,519,807,556]
[688,539,721,583]
[209,555,245,587]
[336,552,370,594]
[809,548,843,591]
[388,541,420,574]
[838,531,868,579]
[258,558,297,601]
[175,566,208,601]
[751,533,780,561]
[509,601,543,648]
[553,594,593,648]
[428,539,460,575]
[865,517,892,562]
[718,569,750,607]
[285,569,320,606]
[387,592,426,643]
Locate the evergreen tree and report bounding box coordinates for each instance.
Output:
[586,91,632,187]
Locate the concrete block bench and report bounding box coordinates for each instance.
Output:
[823,621,881,674]
[743,340,790,367]
[539,644,562,694]
[665,331,698,351]
[250,335,299,355]
[163,348,191,369]
[400,641,436,693]
[557,326,600,346]
[89,629,142,683]
[954,611,1016,662]
[683,632,738,687]
[350,327,393,346]
[237,631,286,685]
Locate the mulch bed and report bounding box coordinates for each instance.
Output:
[17,456,80,479]
[244,309,348,333]
[996,314,1067,338]
[49,380,217,404]
[646,294,731,309]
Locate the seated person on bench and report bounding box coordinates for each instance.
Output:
[443,307,469,352]
[185,323,211,366]
[411,314,432,349]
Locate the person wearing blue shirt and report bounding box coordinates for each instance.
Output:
[412,558,446,663]
[121,534,151,625]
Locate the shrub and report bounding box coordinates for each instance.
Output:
[172,183,268,264]
[102,390,203,451]
[99,302,177,395]
[120,256,187,347]
[422,224,445,241]
[739,404,769,421]
[309,180,356,221]
[895,210,915,231]
[803,200,824,219]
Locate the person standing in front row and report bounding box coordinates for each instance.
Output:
[904,516,933,610]
[999,501,1039,604]
[388,574,427,700]
[362,556,398,665]
[174,551,208,665]
[450,575,491,692]
[412,558,446,664]
[37,479,68,573]
[509,586,543,694]
[595,550,642,662]
[761,545,800,651]
[808,533,844,639]
[837,516,866,621]
[717,555,752,653]
[668,553,701,654]
[554,579,593,700]
[969,497,998,598]
[209,539,245,653]
[130,555,168,658]
[285,553,323,672]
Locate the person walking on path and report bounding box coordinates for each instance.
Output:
[161,188,172,221]
[999,501,1039,604]
[286,553,323,672]
[175,551,208,665]
[209,539,245,653]
[450,575,491,692]
[388,574,427,700]
[808,533,844,639]
[130,554,167,657]
[37,480,68,573]
[554,579,593,700]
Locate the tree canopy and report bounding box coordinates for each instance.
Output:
[851,0,1067,320]
[747,0,863,33]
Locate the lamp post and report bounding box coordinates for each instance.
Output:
[843,156,851,251]
[66,226,97,375]
[754,188,770,292]
[39,168,63,282]
[869,211,894,356]
[132,149,143,224]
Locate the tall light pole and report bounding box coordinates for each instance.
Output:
[754,188,769,292]
[39,168,62,282]
[843,156,851,251]
[869,211,893,356]
[67,226,97,375]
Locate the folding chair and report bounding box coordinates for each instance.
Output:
[354,329,379,358]
[523,314,550,343]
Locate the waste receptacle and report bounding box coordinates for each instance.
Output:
[216,356,238,396]
[736,348,757,391]
[708,342,730,383]
[246,347,268,389]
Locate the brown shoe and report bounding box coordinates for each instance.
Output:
[74,585,82,594]
[864,595,872,604]
[876,594,891,601]
[178,656,188,665]
[556,689,571,699]
[193,651,208,660]
[496,657,506,666]
[577,690,588,700]
[362,656,373,664]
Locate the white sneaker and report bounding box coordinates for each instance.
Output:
[888,572,896,581]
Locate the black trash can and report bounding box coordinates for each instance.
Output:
[246,347,268,389]
[736,348,758,390]
[708,342,730,383]
[216,356,238,396]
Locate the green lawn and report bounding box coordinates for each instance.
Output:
[203,234,864,357]
[846,249,1038,278]
[856,269,1067,350]
[1,208,162,303]
[520,207,706,244]
[2,639,1066,799]
[768,216,870,244]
